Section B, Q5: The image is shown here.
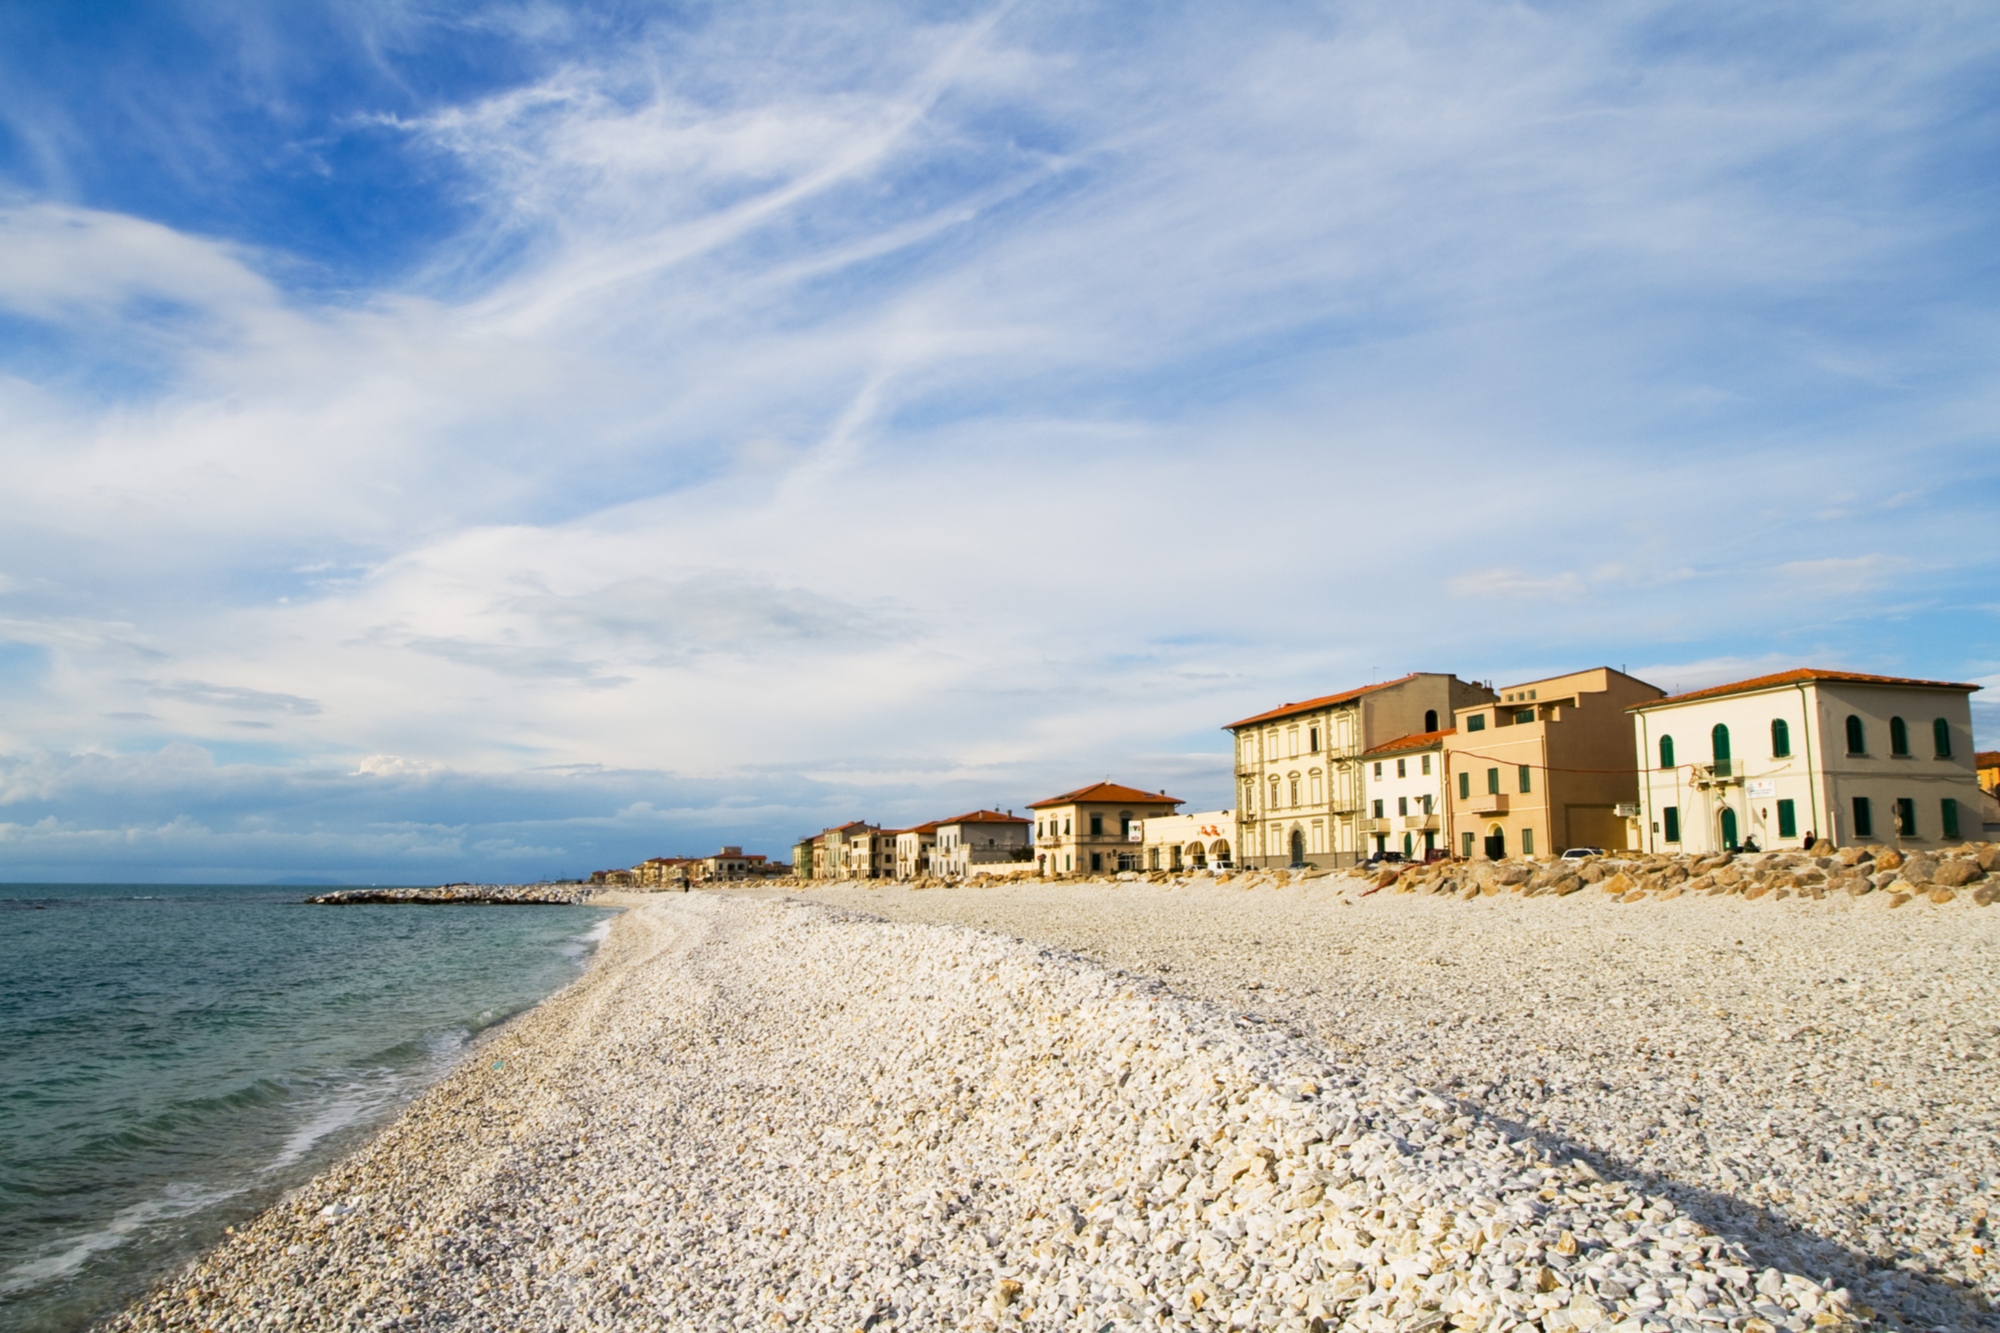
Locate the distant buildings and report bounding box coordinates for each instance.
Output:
[932,811,1032,878]
[1361,730,1449,861]
[1029,782,1181,876]
[1140,810,1235,872]
[1630,669,1984,855]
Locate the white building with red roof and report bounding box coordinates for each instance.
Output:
[1628,669,1983,855]
[1028,782,1182,876]
[1361,729,1454,861]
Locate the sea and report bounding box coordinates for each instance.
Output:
[0,883,615,1333]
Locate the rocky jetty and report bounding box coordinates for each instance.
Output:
[305,883,598,906]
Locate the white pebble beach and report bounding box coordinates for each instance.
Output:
[105,878,1998,1333]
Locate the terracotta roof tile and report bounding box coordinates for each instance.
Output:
[1027,782,1183,810]
[1362,728,1456,757]
[1631,668,1981,710]
[938,809,1028,825]
[1224,675,1420,730]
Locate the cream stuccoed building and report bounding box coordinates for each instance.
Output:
[1629,669,1984,854]
[1139,810,1236,872]
[1360,731,1450,860]
[1227,673,1495,870]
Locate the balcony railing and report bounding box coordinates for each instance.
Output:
[1469,793,1509,815]
[1692,760,1744,787]
[1401,814,1440,830]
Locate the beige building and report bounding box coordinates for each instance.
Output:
[933,810,1032,879]
[1030,782,1182,876]
[1361,730,1451,860]
[791,836,818,879]
[694,846,766,881]
[814,821,875,880]
[1227,673,1495,869]
[845,826,898,879]
[1629,669,1984,854]
[1444,667,1663,859]
[1140,810,1236,872]
[894,821,942,879]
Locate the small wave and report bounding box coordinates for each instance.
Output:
[266,1075,401,1170]
[0,1181,238,1294]
[558,916,613,960]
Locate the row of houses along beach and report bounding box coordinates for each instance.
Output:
[594,665,2000,886]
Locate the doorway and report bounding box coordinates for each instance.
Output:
[1719,807,1739,850]
[1484,826,1506,859]
[1289,829,1306,866]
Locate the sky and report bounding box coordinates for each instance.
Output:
[1,0,1997,883]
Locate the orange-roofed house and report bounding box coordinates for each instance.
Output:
[1979,751,2000,796]
[1226,672,1495,870]
[1629,670,1983,855]
[894,821,944,879]
[933,810,1033,879]
[1361,730,1454,861]
[1028,783,1182,877]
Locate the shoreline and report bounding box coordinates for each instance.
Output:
[102,890,1903,1332]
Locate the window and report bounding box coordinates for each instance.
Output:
[1462,831,1474,857]
[1422,794,1433,815]
[1896,797,1916,837]
[1372,799,1384,818]
[1288,777,1299,805]
[1425,709,1438,731]
[1777,799,1796,839]
[1397,758,1407,778]
[1943,797,1961,840]
[1064,853,1072,871]
[1089,814,1103,837]
[1934,718,1952,759]
[1119,814,1133,838]
[1659,735,1675,770]
[1063,817,1072,834]
[1521,828,1535,856]
[1148,848,1160,870]
[1090,852,1102,871]
[1458,771,1470,800]
[1890,717,1909,756]
[1421,754,1432,776]
[1486,767,1500,795]
[1373,761,1383,779]
[1771,719,1790,758]
[1846,715,1866,754]
[1515,709,1534,724]
[1242,785,1254,813]
[1398,796,1409,817]
[1309,726,1320,752]
[1529,690,1537,700]
[1711,723,1731,764]
[1518,764,1532,793]
[1852,796,1873,838]
[1663,806,1681,843]
[1467,714,1486,732]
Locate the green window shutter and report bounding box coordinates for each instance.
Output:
[1890,717,1909,756]
[1663,806,1680,843]
[1776,799,1796,838]
[1896,797,1916,836]
[1518,764,1531,793]
[1942,798,1960,840]
[1458,771,1470,799]
[1467,714,1486,732]
[1462,831,1474,857]
[1659,736,1675,769]
[1933,718,1951,758]
[1521,828,1535,856]
[1711,723,1731,764]
[1852,796,1872,838]
[1846,716,1865,754]
[1771,719,1790,758]
[1487,767,1500,795]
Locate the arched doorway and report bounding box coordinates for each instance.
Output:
[1186,842,1206,868]
[1424,709,1439,732]
[1484,825,1506,860]
[1719,807,1739,850]
[1210,839,1231,867]
[1289,828,1306,866]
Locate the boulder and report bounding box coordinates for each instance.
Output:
[1552,874,1585,896]
[1874,848,1905,871]
[1934,860,1984,887]
[1979,844,2000,872]
[1899,853,1937,885]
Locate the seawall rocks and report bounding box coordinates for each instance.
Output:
[306,883,599,906]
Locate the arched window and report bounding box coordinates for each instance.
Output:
[1711,724,1731,764]
[1658,735,1675,769]
[1934,718,1952,758]
[1424,709,1439,732]
[1770,718,1790,758]
[1890,716,1909,756]
[1845,715,1865,754]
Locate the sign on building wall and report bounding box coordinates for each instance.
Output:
[1747,780,1776,799]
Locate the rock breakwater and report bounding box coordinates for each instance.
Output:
[112,895,1870,1332]
[306,883,598,906]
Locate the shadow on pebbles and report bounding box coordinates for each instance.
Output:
[109,893,1917,1332]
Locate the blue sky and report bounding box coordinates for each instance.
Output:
[1,0,1997,882]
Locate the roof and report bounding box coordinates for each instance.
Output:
[1027,782,1184,810]
[1978,751,2000,768]
[938,809,1029,826]
[897,821,945,836]
[826,820,875,834]
[1631,668,1982,711]
[1224,675,1418,730]
[1362,728,1456,758]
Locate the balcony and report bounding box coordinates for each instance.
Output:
[1469,793,1509,816]
[1691,760,1744,788]
[1402,813,1440,831]
[1365,817,1391,833]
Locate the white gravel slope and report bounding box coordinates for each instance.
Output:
[110,893,1871,1333]
[783,876,2000,1332]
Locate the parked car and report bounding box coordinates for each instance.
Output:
[1559,846,1604,860]
[1361,850,1408,867]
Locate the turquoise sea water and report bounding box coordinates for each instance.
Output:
[0,884,614,1333]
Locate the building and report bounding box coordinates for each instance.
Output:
[1628,669,1984,855]
[1140,810,1236,872]
[1030,782,1182,876]
[1360,730,1451,860]
[1227,673,1495,869]
[1444,667,1665,859]
[694,846,767,881]
[791,836,818,880]
[895,821,943,879]
[933,810,1033,879]
[845,826,898,879]
[1979,751,2000,796]
[816,821,875,880]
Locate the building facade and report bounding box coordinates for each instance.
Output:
[933,810,1033,879]
[1227,673,1495,870]
[1444,667,1664,859]
[1030,782,1182,876]
[894,822,942,879]
[1360,731,1450,859]
[1629,669,1984,855]
[814,822,875,880]
[1140,810,1236,872]
[845,827,898,879]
